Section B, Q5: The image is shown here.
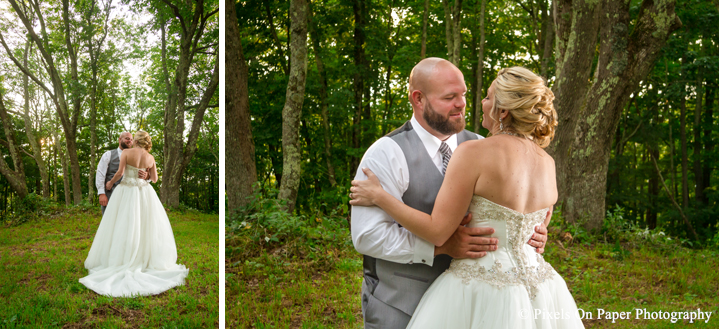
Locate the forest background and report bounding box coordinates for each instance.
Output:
[228,0,719,326]
[231,0,719,245]
[0,0,220,219]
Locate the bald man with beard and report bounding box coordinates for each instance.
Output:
[350,58,548,328]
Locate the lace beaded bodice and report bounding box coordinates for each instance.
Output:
[445,195,556,299]
[119,165,150,187]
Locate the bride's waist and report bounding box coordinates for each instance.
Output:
[451,245,543,269]
[120,177,149,187]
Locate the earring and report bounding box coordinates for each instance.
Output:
[499,117,504,131]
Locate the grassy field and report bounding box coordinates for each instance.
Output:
[0,206,219,328]
[227,226,719,328]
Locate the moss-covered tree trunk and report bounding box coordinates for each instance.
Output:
[278,0,309,213]
[549,0,681,231]
[227,0,256,212]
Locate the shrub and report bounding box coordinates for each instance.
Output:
[227,185,351,265]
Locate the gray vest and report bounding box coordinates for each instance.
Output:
[363,121,479,316]
[105,149,123,192]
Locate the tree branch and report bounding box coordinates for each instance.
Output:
[160,0,188,36]
[0,33,55,98]
[186,103,218,110]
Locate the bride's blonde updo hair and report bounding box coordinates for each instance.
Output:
[134,130,152,152]
[491,66,558,148]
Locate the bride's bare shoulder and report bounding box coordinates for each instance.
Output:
[456,136,502,153]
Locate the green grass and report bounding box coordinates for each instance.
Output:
[545,241,719,328]
[0,206,219,328]
[226,239,363,328]
[227,231,719,328]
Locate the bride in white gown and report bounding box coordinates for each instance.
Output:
[80,131,189,297]
[351,67,584,328]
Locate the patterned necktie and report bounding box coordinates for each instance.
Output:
[439,142,452,175]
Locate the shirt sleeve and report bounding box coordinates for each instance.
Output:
[96,151,110,194]
[350,137,437,266]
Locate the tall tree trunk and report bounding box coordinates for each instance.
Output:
[62,0,85,205]
[1,0,87,204]
[351,0,366,172]
[53,146,58,201]
[540,0,554,78]
[647,87,659,229]
[519,0,541,70]
[693,41,706,204]
[451,0,462,64]
[21,40,50,198]
[421,0,429,58]
[362,63,373,147]
[62,149,71,206]
[703,85,714,197]
[0,89,28,199]
[666,59,678,200]
[679,55,689,209]
[158,0,220,207]
[52,126,71,206]
[83,0,111,204]
[443,0,463,65]
[263,0,288,75]
[227,0,257,211]
[549,0,681,231]
[277,0,309,213]
[308,1,337,186]
[473,0,486,133]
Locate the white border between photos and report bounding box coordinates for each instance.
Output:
[218,0,226,325]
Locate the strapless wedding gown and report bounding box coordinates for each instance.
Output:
[406,196,584,328]
[80,165,189,297]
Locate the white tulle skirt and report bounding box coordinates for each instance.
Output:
[80,182,189,297]
[406,270,585,328]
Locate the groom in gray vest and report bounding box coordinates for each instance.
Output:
[351,58,548,328]
[95,132,149,214]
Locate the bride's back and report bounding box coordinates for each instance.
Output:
[469,66,558,213]
[471,135,557,214]
[123,147,154,169]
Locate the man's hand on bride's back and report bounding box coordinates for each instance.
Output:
[528,223,548,254]
[435,213,498,259]
[349,168,385,207]
[138,170,149,180]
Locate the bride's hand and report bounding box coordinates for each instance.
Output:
[349,168,385,207]
[105,181,114,191]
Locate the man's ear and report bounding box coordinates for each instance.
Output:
[410,90,423,108]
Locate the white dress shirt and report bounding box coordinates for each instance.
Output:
[351,116,483,266]
[96,148,122,195]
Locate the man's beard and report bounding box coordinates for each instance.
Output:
[120,141,130,149]
[423,101,466,135]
